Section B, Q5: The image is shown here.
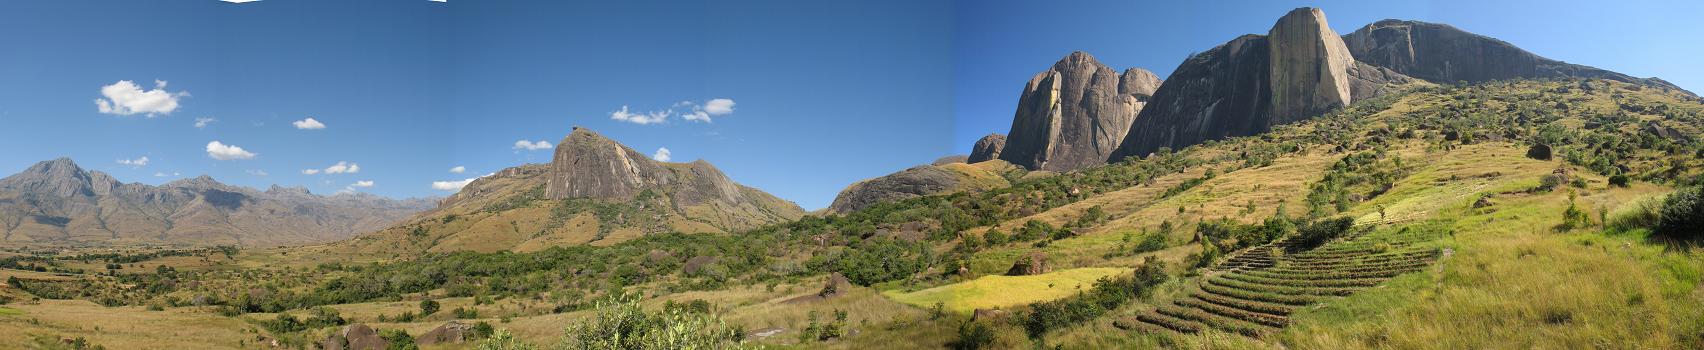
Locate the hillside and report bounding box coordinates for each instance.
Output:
[321,127,805,256]
[0,159,433,247]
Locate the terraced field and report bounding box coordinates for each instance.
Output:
[1120,225,1444,338]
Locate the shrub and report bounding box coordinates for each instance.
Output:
[1526,143,1553,160]
[419,299,440,316]
[474,329,534,350]
[1609,174,1632,187]
[952,321,996,350]
[1132,233,1167,254]
[563,294,741,349]
[1021,257,1168,339]
[1608,197,1663,232]
[1656,187,1704,241]
[1292,217,1356,251]
[379,329,417,350]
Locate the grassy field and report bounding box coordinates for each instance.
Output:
[884,267,1129,314]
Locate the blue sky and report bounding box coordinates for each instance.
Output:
[1,1,1699,211]
[0,0,954,210]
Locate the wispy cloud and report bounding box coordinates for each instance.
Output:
[680,98,737,123]
[246,169,269,176]
[514,139,553,151]
[95,80,187,117]
[117,156,149,167]
[449,166,466,174]
[194,117,216,129]
[652,147,672,162]
[292,117,326,130]
[610,106,670,125]
[206,141,256,160]
[350,180,374,188]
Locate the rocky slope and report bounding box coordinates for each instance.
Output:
[826,159,1022,214]
[0,158,433,246]
[334,127,805,254]
[1343,19,1694,96]
[1111,8,1417,160]
[1000,52,1161,171]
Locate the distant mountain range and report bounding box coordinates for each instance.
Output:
[0,158,434,246]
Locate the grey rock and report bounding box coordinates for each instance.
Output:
[967,133,1007,163]
[1267,7,1354,124]
[1343,19,1693,96]
[826,165,959,214]
[1000,52,1160,171]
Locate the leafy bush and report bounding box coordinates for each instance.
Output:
[952,321,997,350]
[1291,217,1357,252]
[1608,197,1663,232]
[419,299,440,316]
[380,329,417,350]
[1656,187,1704,241]
[1609,174,1632,187]
[1021,257,1168,339]
[563,294,742,349]
[474,329,535,350]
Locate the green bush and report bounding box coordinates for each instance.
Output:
[952,321,997,350]
[1656,187,1704,241]
[380,329,417,350]
[1292,217,1356,251]
[474,329,534,350]
[563,294,742,349]
[1609,174,1632,187]
[419,299,440,316]
[1021,257,1168,339]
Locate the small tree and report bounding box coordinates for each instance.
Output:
[419,299,440,316]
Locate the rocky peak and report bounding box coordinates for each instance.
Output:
[1267,7,1353,123]
[0,157,98,198]
[967,133,1007,163]
[544,128,671,200]
[999,51,1156,171]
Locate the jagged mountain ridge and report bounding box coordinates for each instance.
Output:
[0,158,434,246]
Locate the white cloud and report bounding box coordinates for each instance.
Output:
[703,98,735,116]
[194,117,215,129]
[292,117,326,130]
[350,180,374,188]
[513,139,553,151]
[681,98,735,123]
[432,178,477,191]
[153,172,179,177]
[324,161,359,174]
[95,80,187,117]
[206,141,256,160]
[449,166,466,174]
[246,169,269,176]
[117,156,149,167]
[610,106,670,125]
[431,173,493,192]
[301,169,321,175]
[652,147,672,162]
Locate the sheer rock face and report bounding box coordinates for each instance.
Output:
[1111,7,1410,161]
[0,158,433,246]
[545,127,674,201]
[1112,34,1273,161]
[1267,7,1354,125]
[1343,19,1693,96]
[1000,52,1160,171]
[967,133,1007,163]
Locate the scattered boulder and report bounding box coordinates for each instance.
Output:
[1006,252,1052,276]
[748,327,786,339]
[319,324,388,350]
[967,134,1007,163]
[820,273,852,298]
[1526,143,1553,161]
[416,321,474,345]
[1473,195,1495,209]
[682,256,718,276]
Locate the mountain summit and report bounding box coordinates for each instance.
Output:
[1000,52,1162,171]
[339,127,805,254]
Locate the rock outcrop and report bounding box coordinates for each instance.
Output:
[967,133,1007,163]
[0,158,433,246]
[1000,52,1161,171]
[826,160,1020,214]
[1343,19,1693,96]
[1267,7,1354,124]
[1111,7,1413,161]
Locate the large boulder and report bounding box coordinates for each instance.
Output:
[416,321,474,345]
[319,324,388,350]
[827,166,959,214]
[1000,52,1161,171]
[1006,252,1052,276]
[1343,19,1691,95]
[967,133,1007,163]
